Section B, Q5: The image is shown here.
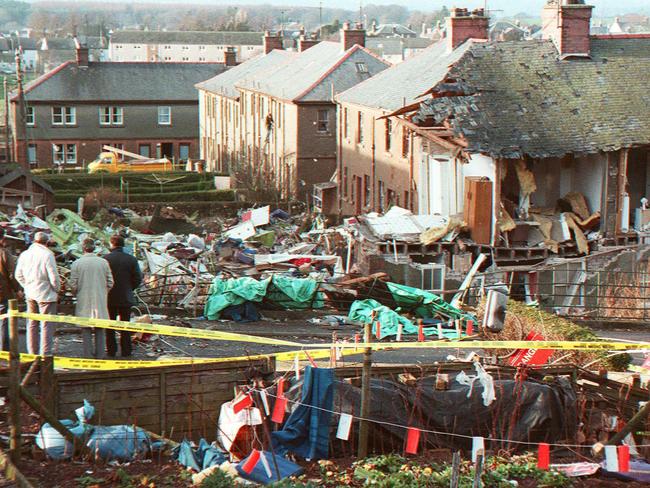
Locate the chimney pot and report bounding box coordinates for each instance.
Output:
[541,1,594,57]
[341,22,366,50]
[446,6,489,50]
[263,31,283,54]
[224,46,237,66]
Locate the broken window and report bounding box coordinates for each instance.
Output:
[364,174,371,207]
[357,112,364,144]
[158,106,172,125]
[378,180,385,212]
[401,127,410,158]
[52,106,76,126]
[387,188,396,208]
[385,118,392,152]
[317,109,329,133]
[99,106,123,126]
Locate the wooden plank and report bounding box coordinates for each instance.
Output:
[160,371,167,436]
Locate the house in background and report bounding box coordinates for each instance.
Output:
[197,24,390,198]
[368,23,418,38]
[37,36,107,72]
[11,45,225,168]
[337,1,650,265]
[109,30,264,64]
[365,37,433,64]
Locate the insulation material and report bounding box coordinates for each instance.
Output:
[498,203,516,233]
[562,192,590,221]
[420,216,464,245]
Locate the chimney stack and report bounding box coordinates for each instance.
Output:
[263,31,283,54]
[446,7,489,50]
[541,0,594,58]
[298,34,320,52]
[74,38,89,67]
[224,46,237,66]
[342,22,366,51]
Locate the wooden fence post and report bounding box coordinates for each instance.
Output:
[357,321,372,459]
[8,299,21,466]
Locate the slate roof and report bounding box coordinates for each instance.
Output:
[236,41,390,102]
[337,39,471,111]
[413,38,650,159]
[370,24,417,37]
[195,50,295,99]
[110,30,264,46]
[19,62,225,102]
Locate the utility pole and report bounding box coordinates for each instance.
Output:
[3,76,11,163]
[14,50,27,169]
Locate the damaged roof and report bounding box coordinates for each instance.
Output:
[20,62,225,102]
[336,40,471,112]
[413,37,650,159]
[236,41,390,102]
[195,50,295,99]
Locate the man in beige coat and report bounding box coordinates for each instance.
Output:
[69,239,114,358]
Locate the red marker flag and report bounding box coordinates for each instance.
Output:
[376,321,382,340]
[537,443,550,470]
[241,449,261,474]
[618,445,630,473]
[233,393,253,414]
[405,427,420,454]
[418,322,424,342]
[271,395,288,424]
[466,320,474,336]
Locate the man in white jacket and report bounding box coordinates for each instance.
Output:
[69,239,114,358]
[15,232,61,355]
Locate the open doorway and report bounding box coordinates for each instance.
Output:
[157,142,174,159]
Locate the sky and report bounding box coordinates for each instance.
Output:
[30,1,650,17]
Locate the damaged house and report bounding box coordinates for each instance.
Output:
[337,1,650,267]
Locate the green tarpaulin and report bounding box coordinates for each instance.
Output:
[204,275,323,320]
[347,283,476,339]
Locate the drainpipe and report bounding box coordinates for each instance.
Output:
[409,126,414,211]
[337,107,343,216]
[371,115,376,211]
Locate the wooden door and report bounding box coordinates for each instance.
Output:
[464,177,493,245]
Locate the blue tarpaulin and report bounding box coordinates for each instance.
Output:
[173,438,228,472]
[236,450,304,485]
[272,366,334,460]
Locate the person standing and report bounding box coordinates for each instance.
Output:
[69,238,114,358]
[15,231,60,356]
[0,228,21,351]
[104,235,142,357]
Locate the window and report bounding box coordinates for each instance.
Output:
[182,45,189,50]
[52,107,76,125]
[139,144,151,158]
[199,45,206,50]
[387,189,396,209]
[343,166,348,197]
[181,57,189,61]
[343,108,349,139]
[179,143,190,160]
[27,144,37,164]
[317,109,329,133]
[402,127,410,158]
[158,106,171,125]
[164,45,171,50]
[357,112,364,144]
[53,143,76,165]
[99,106,123,126]
[102,142,124,152]
[378,180,385,212]
[355,62,368,73]
[385,118,392,151]
[404,190,409,210]
[199,56,206,61]
[364,175,371,207]
[26,106,35,126]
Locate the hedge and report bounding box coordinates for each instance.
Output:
[54,189,236,204]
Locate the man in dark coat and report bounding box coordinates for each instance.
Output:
[104,234,142,357]
[0,228,20,351]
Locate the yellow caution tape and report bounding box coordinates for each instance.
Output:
[4,310,649,353]
[0,347,357,371]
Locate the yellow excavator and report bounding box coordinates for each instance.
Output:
[87,145,174,173]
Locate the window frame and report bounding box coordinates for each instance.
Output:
[27,143,37,164]
[26,106,35,126]
[316,109,329,133]
[52,143,76,165]
[51,106,76,126]
[385,118,392,152]
[357,111,364,144]
[99,106,123,126]
[157,106,172,126]
[364,174,371,207]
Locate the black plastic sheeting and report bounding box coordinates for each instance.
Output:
[286,374,577,455]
